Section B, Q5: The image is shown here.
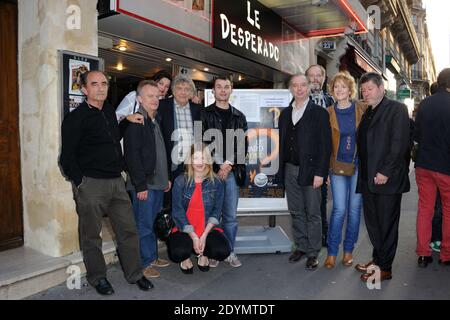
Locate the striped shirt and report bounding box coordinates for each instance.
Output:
[310,91,334,108]
[173,101,193,169]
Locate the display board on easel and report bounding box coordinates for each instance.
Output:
[205,89,292,213]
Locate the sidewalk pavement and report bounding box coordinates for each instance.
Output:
[27,170,450,300]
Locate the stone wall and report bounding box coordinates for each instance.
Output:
[18,0,98,257]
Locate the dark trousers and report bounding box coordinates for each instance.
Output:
[284,163,322,257]
[362,183,402,272]
[73,177,143,286]
[432,192,442,242]
[166,230,231,263]
[321,184,329,238]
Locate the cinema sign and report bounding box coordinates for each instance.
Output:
[213,0,282,70]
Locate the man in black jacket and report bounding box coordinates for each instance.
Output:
[414,68,450,267]
[201,76,248,268]
[279,73,331,270]
[158,75,202,180]
[60,71,153,295]
[355,72,411,282]
[123,80,172,279]
[158,75,202,208]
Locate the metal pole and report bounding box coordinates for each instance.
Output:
[269,215,276,228]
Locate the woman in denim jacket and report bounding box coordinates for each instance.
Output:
[167,144,231,274]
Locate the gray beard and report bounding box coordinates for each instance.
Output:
[310,83,322,93]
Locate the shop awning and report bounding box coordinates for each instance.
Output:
[259,0,368,38]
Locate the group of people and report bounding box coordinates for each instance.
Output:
[283,66,450,285]
[282,67,411,283]
[60,70,246,295]
[59,63,450,296]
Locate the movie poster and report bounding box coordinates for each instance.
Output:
[68,59,90,95]
[205,89,291,198]
[59,50,103,118]
[192,0,204,10]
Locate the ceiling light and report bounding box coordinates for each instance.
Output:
[203,67,209,72]
[165,57,172,62]
[116,62,123,71]
[118,45,127,51]
[192,69,197,72]
[238,75,243,81]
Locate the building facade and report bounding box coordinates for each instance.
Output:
[312,0,435,118]
[408,0,437,115]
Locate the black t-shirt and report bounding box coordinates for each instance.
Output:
[214,105,232,163]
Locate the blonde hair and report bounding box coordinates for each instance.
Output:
[328,71,357,100]
[184,143,216,184]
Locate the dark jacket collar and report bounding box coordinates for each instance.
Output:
[137,105,148,119]
[368,96,389,128]
[206,103,243,118]
[81,100,111,111]
[289,98,317,111]
[285,99,317,123]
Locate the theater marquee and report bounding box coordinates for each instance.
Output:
[213,0,282,70]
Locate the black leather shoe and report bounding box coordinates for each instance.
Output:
[180,261,194,274]
[418,256,433,268]
[197,256,210,272]
[136,276,154,291]
[95,278,114,295]
[306,257,319,271]
[438,259,450,265]
[289,250,305,263]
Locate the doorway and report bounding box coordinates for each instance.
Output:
[0,0,24,251]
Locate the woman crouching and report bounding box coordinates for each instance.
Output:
[167,144,231,273]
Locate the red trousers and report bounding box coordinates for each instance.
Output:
[416,167,450,261]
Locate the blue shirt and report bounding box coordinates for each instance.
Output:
[335,102,357,163]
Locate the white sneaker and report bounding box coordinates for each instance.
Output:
[225,253,242,268]
[209,259,219,268]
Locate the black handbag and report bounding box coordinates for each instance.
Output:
[153,207,174,242]
[234,164,247,187]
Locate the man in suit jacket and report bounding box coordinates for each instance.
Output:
[158,75,202,207]
[355,72,411,282]
[279,73,331,271]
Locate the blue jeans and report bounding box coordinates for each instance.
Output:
[327,170,362,256]
[130,189,164,268]
[222,173,240,251]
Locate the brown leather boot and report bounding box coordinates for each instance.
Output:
[360,269,392,282]
[342,252,353,266]
[324,256,336,269]
[355,260,374,273]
